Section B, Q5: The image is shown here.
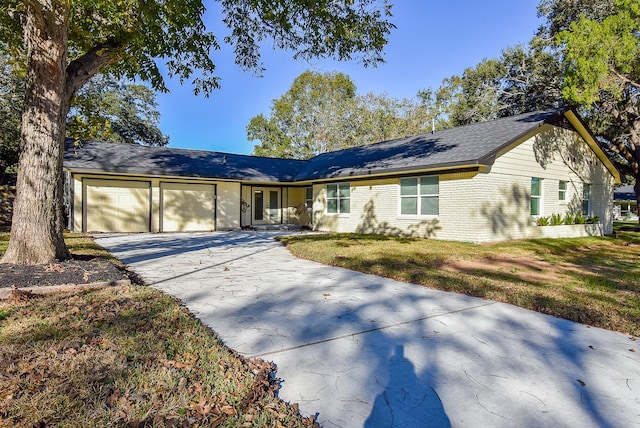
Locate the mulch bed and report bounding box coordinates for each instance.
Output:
[0,255,129,288]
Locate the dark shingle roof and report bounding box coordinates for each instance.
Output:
[64,108,571,183]
[614,185,637,201]
[63,139,307,182]
[294,108,568,180]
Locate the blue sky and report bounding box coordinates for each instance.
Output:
[156,1,543,155]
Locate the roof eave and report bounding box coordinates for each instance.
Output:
[64,167,249,183]
[563,109,622,184]
[486,110,570,163]
[301,162,488,183]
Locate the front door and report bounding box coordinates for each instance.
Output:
[253,188,281,224]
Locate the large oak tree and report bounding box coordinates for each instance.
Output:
[66,75,169,146]
[0,0,393,264]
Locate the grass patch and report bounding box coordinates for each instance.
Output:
[278,228,640,336]
[0,231,120,264]
[0,285,315,426]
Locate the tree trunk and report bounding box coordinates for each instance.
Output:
[1,1,71,265]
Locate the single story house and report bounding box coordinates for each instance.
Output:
[63,107,621,242]
[613,185,638,219]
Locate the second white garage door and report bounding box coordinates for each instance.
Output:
[161,182,216,232]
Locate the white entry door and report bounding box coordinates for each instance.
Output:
[253,188,281,224]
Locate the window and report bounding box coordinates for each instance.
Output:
[254,190,263,220]
[531,178,542,216]
[582,184,591,216]
[305,187,313,212]
[399,176,439,216]
[326,183,350,214]
[559,181,567,202]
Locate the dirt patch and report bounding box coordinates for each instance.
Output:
[443,256,584,284]
[0,256,129,288]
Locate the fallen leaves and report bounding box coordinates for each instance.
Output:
[45,263,64,273]
[164,352,198,370]
[0,285,316,427]
[190,396,213,416]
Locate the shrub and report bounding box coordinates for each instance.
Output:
[587,216,600,224]
[550,213,564,225]
[536,216,550,226]
[574,214,587,224]
[563,212,576,225]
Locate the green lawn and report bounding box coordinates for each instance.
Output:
[278,226,640,336]
[0,233,315,426]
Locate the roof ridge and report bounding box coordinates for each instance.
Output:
[75,139,310,163]
[305,107,567,162]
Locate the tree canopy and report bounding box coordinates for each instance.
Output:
[419,42,564,129]
[1,62,170,179]
[249,71,357,159]
[0,0,394,264]
[249,71,432,159]
[556,0,638,193]
[67,76,169,147]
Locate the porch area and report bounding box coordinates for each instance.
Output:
[240,185,313,229]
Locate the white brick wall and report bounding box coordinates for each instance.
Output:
[312,126,616,242]
[216,182,241,230]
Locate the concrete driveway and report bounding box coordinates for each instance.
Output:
[95,231,640,428]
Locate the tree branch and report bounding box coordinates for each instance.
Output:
[65,41,123,103]
[609,66,640,90]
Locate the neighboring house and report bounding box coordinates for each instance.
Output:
[63,107,621,242]
[613,185,638,219]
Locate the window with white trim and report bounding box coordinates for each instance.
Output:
[582,184,591,216]
[559,181,567,202]
[531,178,542,216]
[326,183,350,214]
[399,176,439,216]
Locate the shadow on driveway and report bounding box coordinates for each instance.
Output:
[95,232,640,428]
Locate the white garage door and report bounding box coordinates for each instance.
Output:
[161,182,216,232]
[85,179,151,232]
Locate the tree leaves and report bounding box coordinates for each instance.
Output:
[249,70,433,159]
[0,54,22,176]
[220,0,394,74]
[67,75,170,146]
[558,0,640,105]
[1,0,393,97]
[556,0,640,183]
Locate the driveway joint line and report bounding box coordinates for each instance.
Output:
[249,300,496,359]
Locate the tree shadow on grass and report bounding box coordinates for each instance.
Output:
[98,232,640,427]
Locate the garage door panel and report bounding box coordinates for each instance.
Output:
[161,183,216,232]
[85,180,150,233]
